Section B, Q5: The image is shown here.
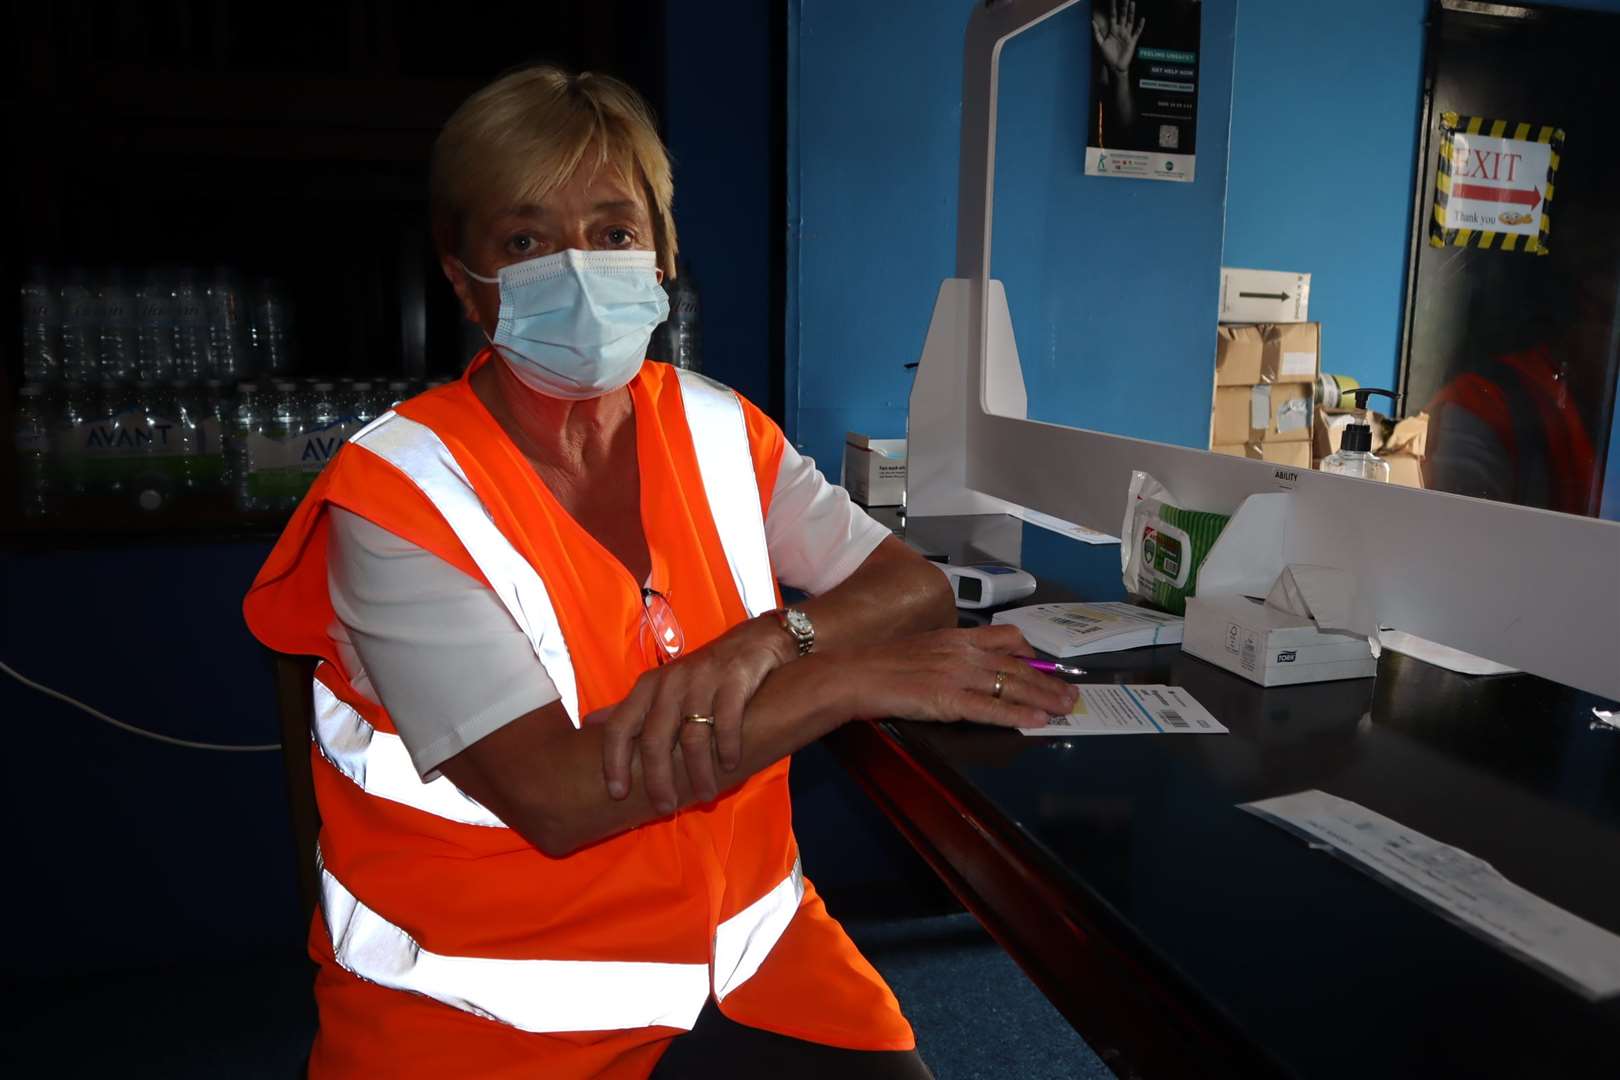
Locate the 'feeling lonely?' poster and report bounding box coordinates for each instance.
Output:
[1086,0,1201,182]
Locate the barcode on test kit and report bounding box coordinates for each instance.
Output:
[1050,614,1104,631]
[1160,709,1188,729]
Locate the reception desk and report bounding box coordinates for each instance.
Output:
[827,514,1620,1078]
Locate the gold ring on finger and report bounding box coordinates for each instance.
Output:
[992,671,1009,699]
[683,714,716,726]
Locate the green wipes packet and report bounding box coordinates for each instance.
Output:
[1120,471,1231,616]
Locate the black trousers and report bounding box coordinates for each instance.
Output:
[648,1001,934,1080]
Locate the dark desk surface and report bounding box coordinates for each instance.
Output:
[828,514,1620,1079]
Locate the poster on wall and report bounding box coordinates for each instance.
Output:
[1430,111,1564,253]
[1085,0,1201,182]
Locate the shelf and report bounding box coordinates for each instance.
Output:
[3,494,290,551]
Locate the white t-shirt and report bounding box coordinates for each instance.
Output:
[327,441,891,779]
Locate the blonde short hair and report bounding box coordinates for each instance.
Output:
[431,65,678,279]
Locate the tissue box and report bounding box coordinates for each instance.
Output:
[842,433,907,506]
[1183,593,1377,687]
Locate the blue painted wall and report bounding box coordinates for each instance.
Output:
[994,1,1238,445]
[1221,0,1428,393]
[663,0,775,412]
[789,0,1238,467]
[788,0,971,470]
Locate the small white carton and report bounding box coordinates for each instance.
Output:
[1183,592,1377,687]
[842,433,907,507]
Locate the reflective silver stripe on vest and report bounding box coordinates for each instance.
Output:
[311,676,505,829]
[713,858,805,1001]
[319,850,711,1033]
[674,369,778,618]
[351,412,583,727]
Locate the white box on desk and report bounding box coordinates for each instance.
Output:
[1183,593,1376,687]
[842,433,907,507]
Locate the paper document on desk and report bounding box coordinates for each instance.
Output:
[1023,684,1228,736]
[1241,790,1620,1001]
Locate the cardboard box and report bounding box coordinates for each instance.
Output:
[841,433,906,506]
[1212,441,1313,468]
[1183,593,1377,687]
[1383,412,1429,490]
[1215,323,1320,386]
[1213,383,1314,445]
[1218,267,1311,323]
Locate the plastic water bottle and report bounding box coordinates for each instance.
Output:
[305,381,341,479]
[135,269,177,383]
[98,269,137,382]
[230,381,261,511]
[55,384,90,497]
[199,379,232,493]
[172,267,211,383]
[268,380,304,511]
[207,267,249,380]
[93,380,133,498]
[21,267,60,384]
[131,380,179,511]
[14,384,53,517]
[58,268,100,385]
[647,261,702,372]
[172,382,205,495]
[344,380,375,430]
[248,279,292,376]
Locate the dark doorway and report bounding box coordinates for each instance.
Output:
[1401,0,1620,516]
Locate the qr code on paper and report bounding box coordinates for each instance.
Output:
[1158,124,1180,149]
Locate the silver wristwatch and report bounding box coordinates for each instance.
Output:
[775,607,816,657]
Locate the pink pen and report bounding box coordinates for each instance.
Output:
[1023,658,1085,676]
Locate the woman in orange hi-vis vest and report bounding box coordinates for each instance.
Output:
[242,66,1077,1079]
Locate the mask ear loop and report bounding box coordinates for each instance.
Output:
[455,259,501,285]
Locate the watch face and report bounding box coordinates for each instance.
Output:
[785,609,813,637]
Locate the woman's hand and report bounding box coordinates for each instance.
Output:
[828,624,1078,729]
[591,616,795,812]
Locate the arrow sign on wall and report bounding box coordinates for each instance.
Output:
[1453,182,1542,208]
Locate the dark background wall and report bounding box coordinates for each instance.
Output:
[1,0,887,984]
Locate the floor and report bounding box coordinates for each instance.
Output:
[1,916,1108,1079]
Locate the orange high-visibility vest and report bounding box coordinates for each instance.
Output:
[244,354,912,1079]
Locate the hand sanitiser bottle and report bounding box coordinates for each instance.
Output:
[1321,388,1395,482]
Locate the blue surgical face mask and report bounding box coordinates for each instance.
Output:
[459,249,669,400]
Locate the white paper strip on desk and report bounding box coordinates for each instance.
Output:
[1241,789,1620,1001]
[1021,684,1228,736]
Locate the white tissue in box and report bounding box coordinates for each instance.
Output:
[1182,593,1376,686]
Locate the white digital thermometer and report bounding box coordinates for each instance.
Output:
[938,562,1038,610]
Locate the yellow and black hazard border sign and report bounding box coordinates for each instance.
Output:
[1431,112,1565,254]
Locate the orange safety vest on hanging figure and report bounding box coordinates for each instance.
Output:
[243,353,912,1079]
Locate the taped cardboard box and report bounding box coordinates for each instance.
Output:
[1213,383,1314,445]
[1213,441,1313,468]
[1215,323,1320,386]
[1383,412,1429,489]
